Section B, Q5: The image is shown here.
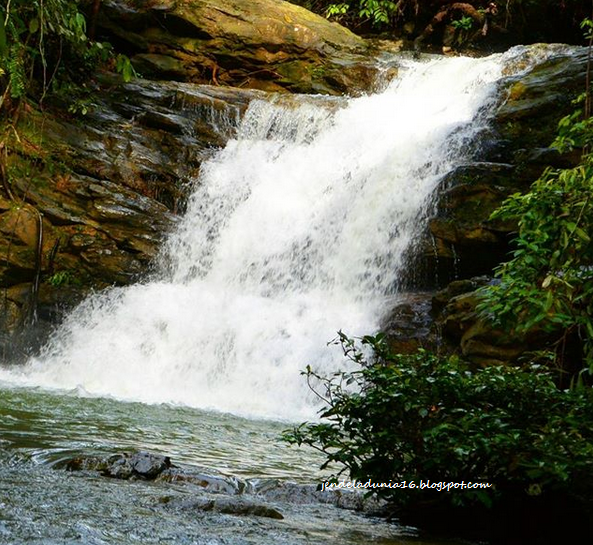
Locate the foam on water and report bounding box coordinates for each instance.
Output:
[1,53,522,420]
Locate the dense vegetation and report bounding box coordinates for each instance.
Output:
[0,0,132,119]
[478,104,593,378]
[285,333,593,502]
[291,0,589,45]
[477,19,593,379]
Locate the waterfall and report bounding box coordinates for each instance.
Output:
[1,53,514,420]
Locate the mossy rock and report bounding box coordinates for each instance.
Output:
[90,0,378,94]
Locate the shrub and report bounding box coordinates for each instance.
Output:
[477,93,593,376]
[290,0,407,29]
[0,1,89,106]
[283,333,593,511]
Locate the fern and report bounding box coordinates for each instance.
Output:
[0,0,100,113]
[325,0,398,27]
[7,45,26,99]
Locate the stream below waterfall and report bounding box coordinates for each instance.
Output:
[0,385,468,545]
[0,46,568,544]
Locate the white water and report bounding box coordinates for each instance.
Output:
[2,54,515,420]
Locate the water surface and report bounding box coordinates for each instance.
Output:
[0,386,465,545]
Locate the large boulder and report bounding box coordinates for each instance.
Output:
[383,277,547,366]
[90,0,378,94]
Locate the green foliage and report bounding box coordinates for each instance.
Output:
[356,0,398,26]
[6,44,27,99]
[283,333,593,510]
[451,15,474,31]
[292,0,587,43]
[0,0,86,109]
[115,54,137,83]
[478,97,593,373]
[582,17,593,41]
[0,1,136,115]
[47,270,75,287]
[299,0,404,28]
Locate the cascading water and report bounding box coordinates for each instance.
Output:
[1,54,511,420]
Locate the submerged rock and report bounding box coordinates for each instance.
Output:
[168,497,284,520]
[252,480,385,514]
[57,450,384,518]
[159,468,247,495]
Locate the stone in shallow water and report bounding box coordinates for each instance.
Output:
[169,497,284,520]
[129,451,172,479]
[62,451,171,480]
[252,480,385,514]
[158,468,246,495]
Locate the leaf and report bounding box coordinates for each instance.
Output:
[29,18,40,34]
[575,227,590,242]
[75,13,87,33]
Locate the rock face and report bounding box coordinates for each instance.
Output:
[409,46,589,290]
[0,78,264,358]
[1,0,374,358]
[388,45,588,364]
[91,0,378,94]
[1,39,586,366]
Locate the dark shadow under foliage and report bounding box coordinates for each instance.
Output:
[289,0,589,47]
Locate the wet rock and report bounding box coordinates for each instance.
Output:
[460,320,528,366]
[130,452,172,479]
[431,278,550,366]
[170,497,284,520]
[382,274,549,366]
[407,48,587,360]
[404,162,516,290]
[57,451,389,520]
[63,451,171,480]
[89,0,378,94]
[252,480,385,514]
[406,46,588,292]
[159,468,247,495]
[382,293,439,354]
[494,45,588,162]
[432,276,493,313]
[439,290,482,342]
[1,77,269,355]
[0,296,21,339]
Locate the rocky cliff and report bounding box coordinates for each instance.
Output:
[386,45,589,365]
